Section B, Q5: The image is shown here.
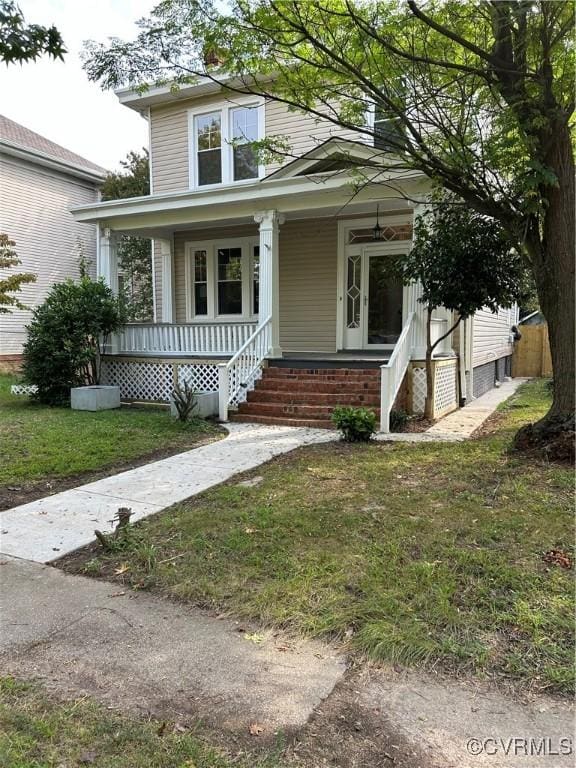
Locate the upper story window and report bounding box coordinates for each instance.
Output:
[189,99,264,189]
[231,106,259,181]
[196,112,222,186]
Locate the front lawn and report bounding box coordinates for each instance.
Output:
[0,677,278,768]
[0,374,222,509]
[61,380,574,695]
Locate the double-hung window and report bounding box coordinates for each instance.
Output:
[195,112,222,186]
[190,100,263,188]
[230,106,259,181]
[186,238,260,320]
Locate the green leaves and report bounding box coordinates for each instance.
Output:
[101,150,153,322]
[22,277,125,405]
[0,233,36,314]
[395,192,524,319]
[0,0,65,64]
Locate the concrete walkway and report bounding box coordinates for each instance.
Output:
[375,378,529,443]
[426,378,528,438]
[0,423,333,563]
[0,380,528,563]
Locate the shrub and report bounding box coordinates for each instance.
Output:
[22,277,125,405]
[332,406,377,442]
[171,381,198,422]
[390,409,409,432]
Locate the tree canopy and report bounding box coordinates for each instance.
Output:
[101,150,153,322]
[402,196,524,323]
[0,1,65,64]
[0,233,36,313]
[84,0,575,445]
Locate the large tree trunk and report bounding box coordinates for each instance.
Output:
[514,122,575,461]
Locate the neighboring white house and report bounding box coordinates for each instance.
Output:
[70,78,518,430]
[0,115,106,365]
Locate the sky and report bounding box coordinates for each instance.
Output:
[0,0,156,171]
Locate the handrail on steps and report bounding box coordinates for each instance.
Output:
[379,311,415,433]
[218,316,272,421]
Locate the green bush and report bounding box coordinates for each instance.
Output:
[331,406,377,442]
[390,409,409,432]
[22,278,125,405]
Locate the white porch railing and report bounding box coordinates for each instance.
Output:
[380,311,415,433]
[118,322,257,356]
[218,317,272,421]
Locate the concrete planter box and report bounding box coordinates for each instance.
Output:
[170,391,218,419]
[71,385,121,412]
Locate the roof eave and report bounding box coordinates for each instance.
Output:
[0,140,107,183]
[71,168,426,224]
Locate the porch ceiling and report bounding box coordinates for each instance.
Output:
[72,170,429,237]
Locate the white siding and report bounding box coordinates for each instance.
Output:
[472,305,519,367]
[0,156,99,355]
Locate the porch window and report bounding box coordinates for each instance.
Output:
[217,247,243,315]
[193,249,208,315]
[195,112,222,186]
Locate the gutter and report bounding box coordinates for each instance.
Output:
[0,140,107,184]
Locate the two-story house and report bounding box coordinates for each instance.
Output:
[0,115,106,369]
[71,79,518,430]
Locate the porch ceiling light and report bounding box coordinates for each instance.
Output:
[372,204,383,241]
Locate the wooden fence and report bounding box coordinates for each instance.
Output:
[512,324,552,377]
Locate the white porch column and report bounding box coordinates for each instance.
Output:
[99,226,119,294]
[254,210,284,358]
[158,238,175,323]
[99,226,120,353]
[407,204,428,359]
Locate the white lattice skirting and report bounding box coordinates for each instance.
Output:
[434,360,458,414]
[411,359,458,417]
[101,358,220,402]
[412,367,427,414]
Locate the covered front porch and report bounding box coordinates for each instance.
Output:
[73,155,456,430]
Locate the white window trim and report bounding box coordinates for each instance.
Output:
[187,96,265,190]
[185,237,260,322]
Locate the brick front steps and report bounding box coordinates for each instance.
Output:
[230,366,381,429]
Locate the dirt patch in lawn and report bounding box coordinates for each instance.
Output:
[0,428,225,512]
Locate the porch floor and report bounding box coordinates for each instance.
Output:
[270,351,390,370]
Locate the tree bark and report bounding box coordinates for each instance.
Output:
[514,121,575,460]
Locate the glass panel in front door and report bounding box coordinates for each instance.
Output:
[367,254,403,345]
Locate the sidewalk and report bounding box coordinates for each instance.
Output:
[0,423,333,563]
[0,555,345,740]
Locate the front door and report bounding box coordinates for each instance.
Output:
[343,248,404,350]
[364,252,403,349]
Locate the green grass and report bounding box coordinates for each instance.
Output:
[64,380,574,695]
[0,677,280,768]
[0,374,221,488]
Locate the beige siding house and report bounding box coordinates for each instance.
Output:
[0,115,106,363]
[71,79,518,430]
